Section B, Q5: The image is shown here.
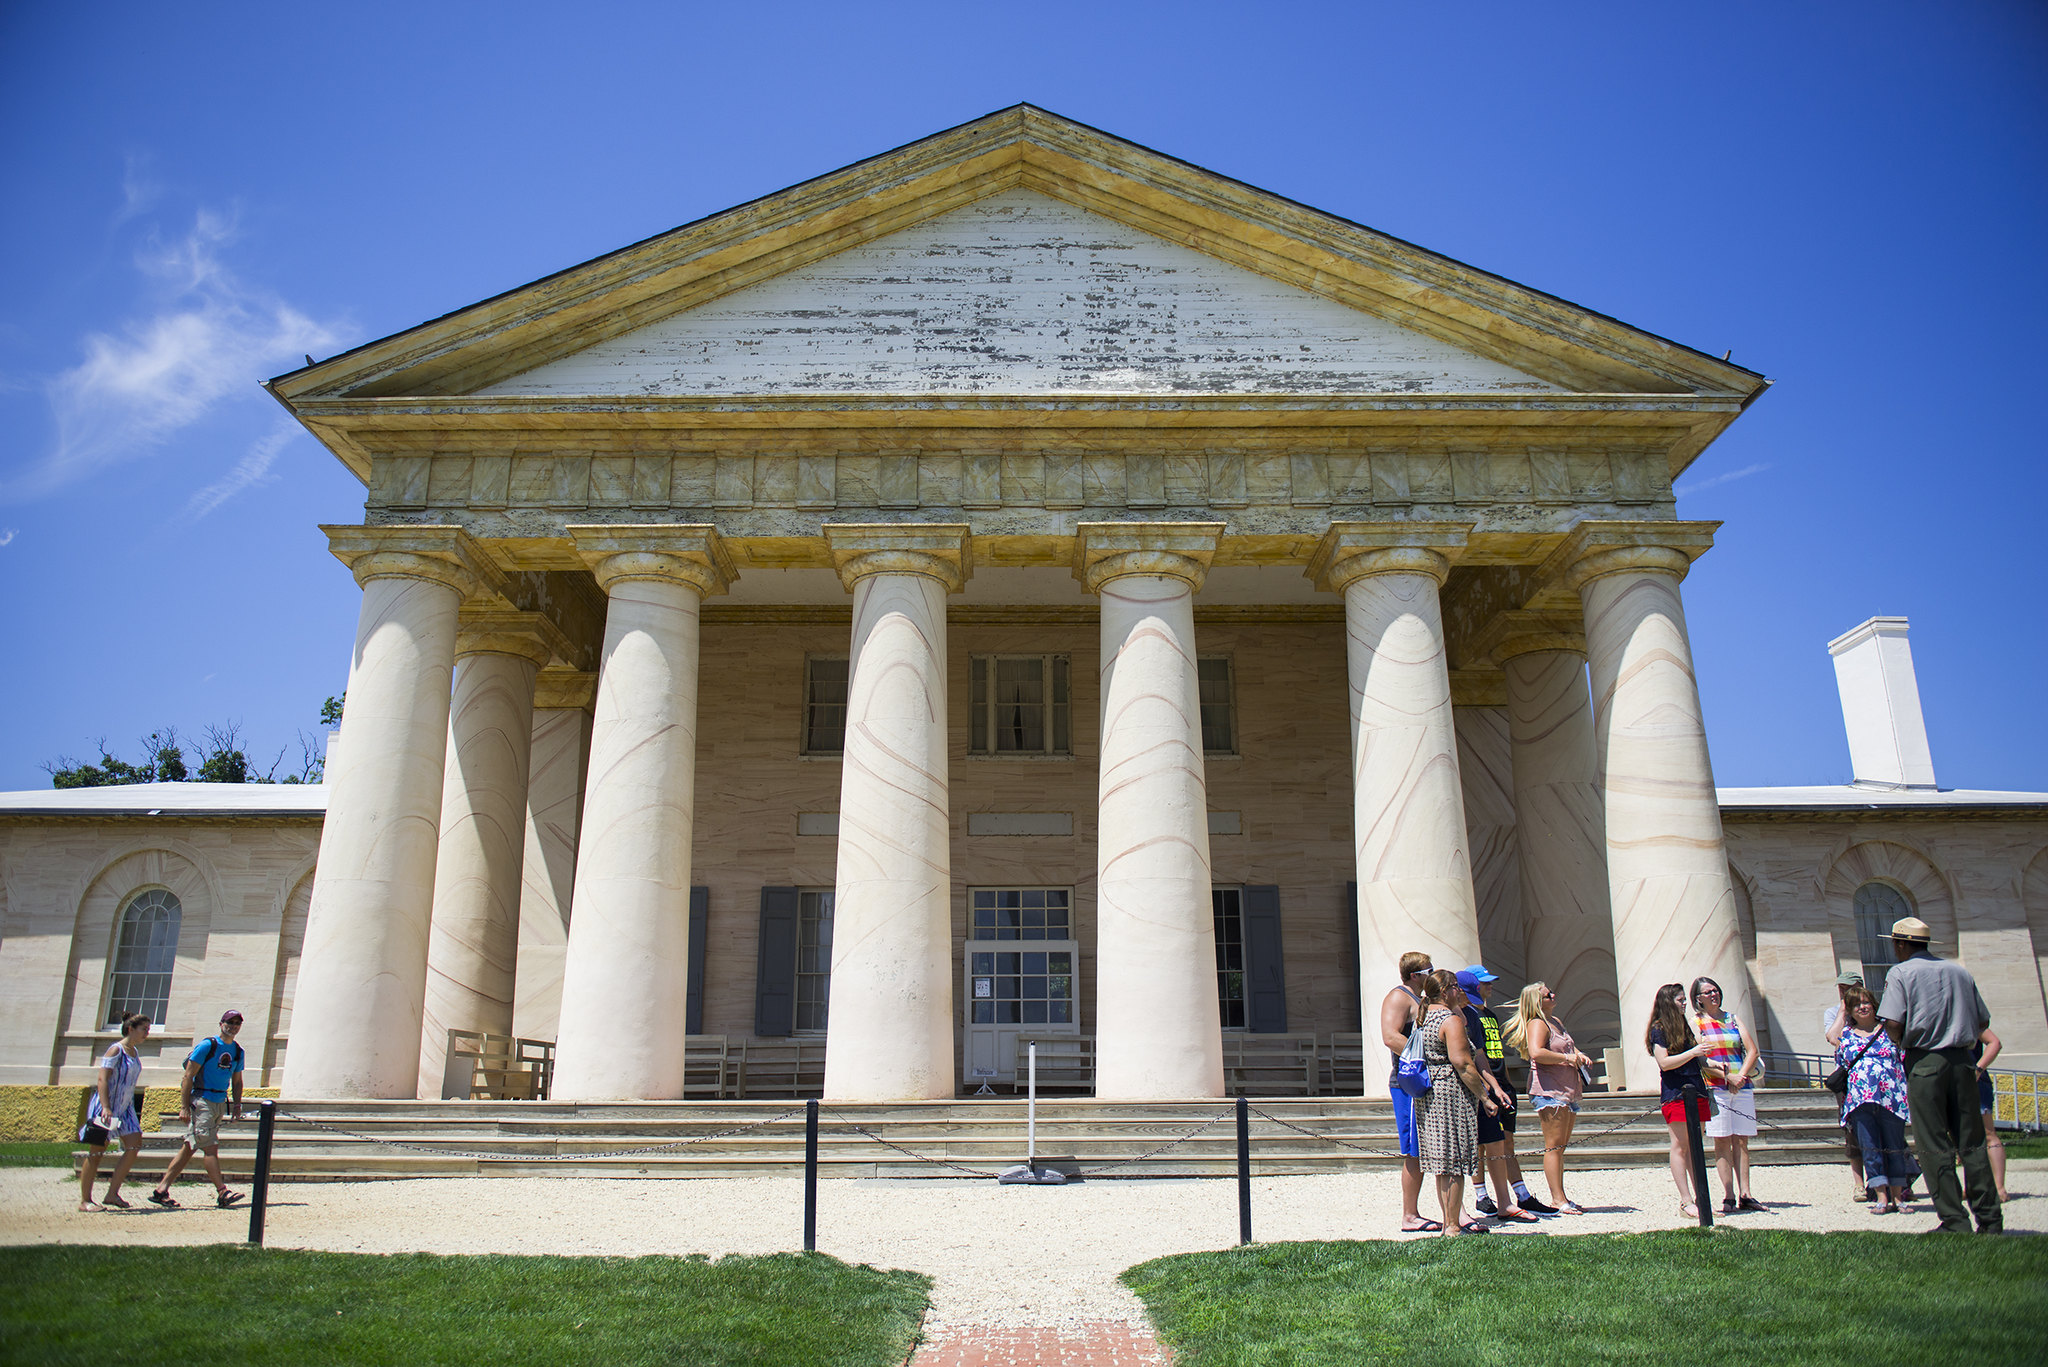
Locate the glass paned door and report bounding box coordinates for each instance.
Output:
[963,888,1078,1085]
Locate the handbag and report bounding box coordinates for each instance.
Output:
[1394,1009,1434,1097]
[1825,1033,1880,1097]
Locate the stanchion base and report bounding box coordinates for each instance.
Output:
[997,1162,1070,1185]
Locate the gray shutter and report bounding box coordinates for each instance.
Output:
[1243,884,1288,1034]
[686,887,709,1036]
[755,887,799,1037]
[1346,882,1361,1030]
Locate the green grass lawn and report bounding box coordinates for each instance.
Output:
[2003,1133,2048,1160]
[0,1246,928,1367]
[1125,1230,2048,1366]
[0,1143,75,1168]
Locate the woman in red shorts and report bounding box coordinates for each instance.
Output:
[1647,982,1718,1219]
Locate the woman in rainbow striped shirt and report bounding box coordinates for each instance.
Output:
[1692,976,1764,1213]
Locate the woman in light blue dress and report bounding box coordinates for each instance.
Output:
[78,1012,149,1212]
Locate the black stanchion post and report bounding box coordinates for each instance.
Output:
[247,1100,276,1246]
[1682,1085,1712,1228]
[803,1099,819,1253]
[1236,1096,1252,1246]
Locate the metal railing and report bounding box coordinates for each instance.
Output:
[1759,1049,2046,1131]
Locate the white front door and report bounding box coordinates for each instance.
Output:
[962,888,1079,1085]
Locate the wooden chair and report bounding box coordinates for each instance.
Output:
[1322,1032,1365,1096]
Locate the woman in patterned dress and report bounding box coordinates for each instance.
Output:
[78,1012,149,1212]
[1413,969,1497,1234]
[1837,986,1920,1214]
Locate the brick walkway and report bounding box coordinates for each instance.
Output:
[909,1322,1173,1366]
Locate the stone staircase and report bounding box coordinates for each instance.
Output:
[86,1090,1849,1181]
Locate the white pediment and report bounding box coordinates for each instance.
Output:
[481,190,1561,397]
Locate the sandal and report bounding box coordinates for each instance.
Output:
[1401,1219,1443,1233]
[101,1194,131,1209]
[1493,1209,1541,1223]
[1556,1201,1586,1216]
[1679,1202,1699,1218]
[1456,1221,1492,1234]
[1721,1196,1737,1214]
[147,1190,179,1208]
[1880,1202,1899,1215]
[1736,1197,1765,1213]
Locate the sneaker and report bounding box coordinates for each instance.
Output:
[146,1190,179,1209]
[1519,1196,1558,1215]
[215,1189,245,1208]
[1475,1195,1498,1215]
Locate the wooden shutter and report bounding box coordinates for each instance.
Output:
[686,886,709,1036]
[1242,884,1288,1034]
[754,886,799,1037]
[1345,882,1362,1030]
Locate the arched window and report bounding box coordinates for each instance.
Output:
[1852,882,1912,998]
[107,889,181,1025]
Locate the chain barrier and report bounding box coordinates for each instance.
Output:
[822,1113,1002,1178]
[1247,1098,1670,1158]
[1079,1110,1230,1172]
[273,1106,806,1163]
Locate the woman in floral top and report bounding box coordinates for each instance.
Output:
[1836,985,1920,1213]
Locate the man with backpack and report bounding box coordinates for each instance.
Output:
[147,1009,246,1209]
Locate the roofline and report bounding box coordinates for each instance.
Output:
[267,103,1768,403]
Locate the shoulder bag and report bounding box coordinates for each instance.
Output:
[1394,1008,1435,1097]
[1824,1032,1881,1097]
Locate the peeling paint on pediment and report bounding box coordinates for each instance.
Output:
[481,191,1561,398]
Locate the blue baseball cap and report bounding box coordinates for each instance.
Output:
[1456,965,1499,992]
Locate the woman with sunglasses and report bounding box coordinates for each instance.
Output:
[1647,982,1717,1218]
[1692,976,1764,1213]
[78,1012,149,1212]
[1505,981,1591,1216]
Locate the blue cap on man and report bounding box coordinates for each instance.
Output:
[1455,965,1498,994]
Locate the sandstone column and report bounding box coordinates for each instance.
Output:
[821,525,971,1101]
[1308,523,1484,1030]
[286,526,494,1099]
[512,669,596,1042]
[1077,523,1225,1100]
[551,527,732,1101]
[1480,613,1619,1047]
[1556,521,1750,1089]
[417,611,564,1097]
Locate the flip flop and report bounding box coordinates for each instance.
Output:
[1556,1201,1587,1216]
[101,1195,131,1209]
[1493,1209,1541,1223]
[1456,1221,1493,1234]
[1736,1197,1766,1213]
[1401,1219,1444,1233]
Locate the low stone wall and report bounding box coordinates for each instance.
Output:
[0,1086,281,1141]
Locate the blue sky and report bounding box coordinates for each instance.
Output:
[2,2,2044,791]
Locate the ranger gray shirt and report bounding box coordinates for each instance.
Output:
[1878,952,1990,1051]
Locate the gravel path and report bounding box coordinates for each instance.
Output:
[6,1161,2041,1334]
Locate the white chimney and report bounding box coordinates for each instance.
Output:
[1827,616,1937,789]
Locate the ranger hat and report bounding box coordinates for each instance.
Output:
[1834,971,1864,986]
[1890,917,1931,943]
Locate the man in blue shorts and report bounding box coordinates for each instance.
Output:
[147,1009,246,1209]
[1379,951,1434,1231]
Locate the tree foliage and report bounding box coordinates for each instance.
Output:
[45,702,337,789]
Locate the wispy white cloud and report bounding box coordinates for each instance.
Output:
[4,204,344,504]
[0,528,16,547]
[186,420,304,520]
[1675,461,1771,498]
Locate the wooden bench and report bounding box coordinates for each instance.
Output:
[446,1031,555,1100]
[683,1035,730,1099]
[1321,1032,1366,1096]
[1012,1035,1095,1091]
[727,1038,826,1098]
[1222,1032,1319,1097]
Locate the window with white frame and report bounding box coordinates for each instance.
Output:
[1212,886,1247,1029]
[970,655,1071,755]
[803,658,849,754]
[967,889,1075,1027]
[1198,657,1235,754]
[794,888,834,1032]
[1853,881,1911,999]
[107,889,181,1025]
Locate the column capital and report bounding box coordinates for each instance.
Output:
[533,667,598,711]
[1468,610,1588,666]
[324,524,505,600]
[1306,521,1472,594]
[1544,520,1718,593]
[454,609,569,669]
[1072,522,1223,594]
[567,525,735,597]
[823,524,973,592]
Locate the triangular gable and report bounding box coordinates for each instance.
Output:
[271,105,1767,408]
[480,190,1559,398]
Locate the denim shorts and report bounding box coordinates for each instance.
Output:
[1532,1095,1579,1115]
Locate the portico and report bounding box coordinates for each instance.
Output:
[269,106,1775,1102]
